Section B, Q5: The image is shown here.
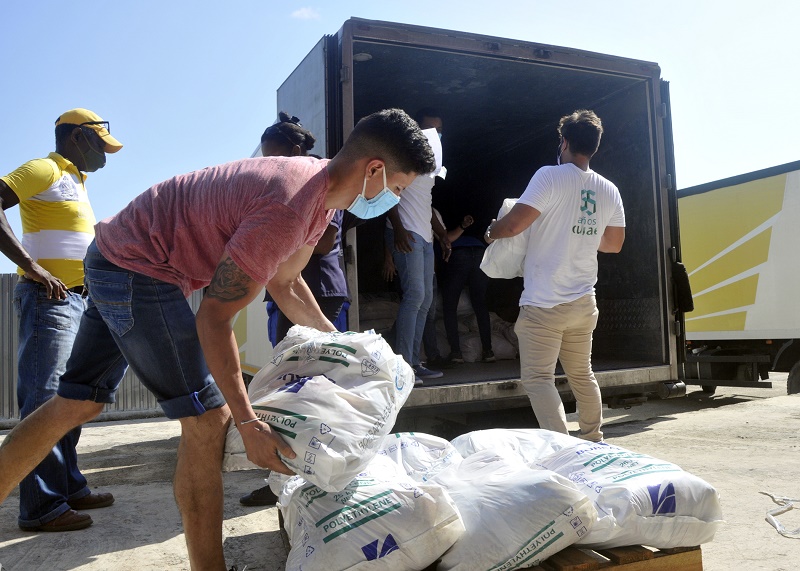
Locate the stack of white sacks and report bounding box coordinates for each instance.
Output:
[223,327,723,571]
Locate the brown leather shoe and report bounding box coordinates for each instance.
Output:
[68,492,115,510]
[20,509,93,532]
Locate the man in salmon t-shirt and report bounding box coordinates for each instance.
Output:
[0,108,435,570]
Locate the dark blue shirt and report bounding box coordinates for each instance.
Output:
[264,210,349,302]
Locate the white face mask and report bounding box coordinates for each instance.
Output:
[556,138,565,165]
[346,168,400,219]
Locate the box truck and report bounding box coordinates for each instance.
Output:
[243,18,687,417]
[679,160,800,395]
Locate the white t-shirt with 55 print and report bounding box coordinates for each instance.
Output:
[516,163,625,308]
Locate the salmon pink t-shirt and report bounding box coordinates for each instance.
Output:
[94,156,333,296]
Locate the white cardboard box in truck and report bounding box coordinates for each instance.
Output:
[242,18,688,414]
[679,160,800,395]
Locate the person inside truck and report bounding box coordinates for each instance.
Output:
[436,204,495,364]
[483,109,625,443]
[0,108,121,533]
[0,108,436,570]
[382,207,453,372]
[385,107,451,384]
[242,112,349,509]
[260,112,350,345]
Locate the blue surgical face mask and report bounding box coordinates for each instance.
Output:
[346,168,400,219]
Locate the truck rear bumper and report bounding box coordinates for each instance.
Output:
[405,365,675,411]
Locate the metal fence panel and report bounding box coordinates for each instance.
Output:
[0,274,19,420]
[0,273,203,422]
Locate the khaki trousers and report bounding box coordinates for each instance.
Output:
[514,294,603,442]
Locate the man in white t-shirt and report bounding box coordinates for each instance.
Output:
[483,110,625,442]
[386,108,450,383]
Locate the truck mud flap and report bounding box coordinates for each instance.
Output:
[672,261,694,313]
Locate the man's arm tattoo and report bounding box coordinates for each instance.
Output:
[206,258,251,301]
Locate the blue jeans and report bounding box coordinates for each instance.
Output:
[272,296,348,346]
[441,246,492,355]
[57,241,226,418]
[422,275,441,361]
[14,281,91,528]
[387,229,434,367]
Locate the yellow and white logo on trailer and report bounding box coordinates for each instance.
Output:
[679,166,800,340]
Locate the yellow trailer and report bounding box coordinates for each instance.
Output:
[678,160,800,394]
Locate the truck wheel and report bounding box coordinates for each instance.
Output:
[788,362,800,395]
[701,385,716,395]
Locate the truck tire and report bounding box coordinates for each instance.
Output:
[701,385,716,395]
[788,362,800,395]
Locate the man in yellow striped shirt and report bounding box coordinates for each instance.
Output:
[0,108,122,532]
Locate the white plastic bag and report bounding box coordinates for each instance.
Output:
[222,327,415,492]
[451,428,582,463]
[280,455,465,571]
[432,449,596,571]
[480,198,531,279]
[376,432,463,483]
[534,441,723,549]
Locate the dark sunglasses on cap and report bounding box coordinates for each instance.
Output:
[79,120,111,133]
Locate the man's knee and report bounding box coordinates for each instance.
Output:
[560,362,596,384]
[179,406,231,445]
[521,373,555,385]
[421,287,434,310]
[50,396,104,426]
[400,283,426,309]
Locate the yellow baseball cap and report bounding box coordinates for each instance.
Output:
[55,108,123,153]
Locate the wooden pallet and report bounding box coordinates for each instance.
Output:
[525,545,703,571]
[278,512,701,571]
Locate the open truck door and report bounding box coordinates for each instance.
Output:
[269,18,688,416]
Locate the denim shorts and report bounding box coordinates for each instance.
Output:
[57,241,226,418]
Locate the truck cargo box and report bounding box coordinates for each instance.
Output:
[268,18,685,413]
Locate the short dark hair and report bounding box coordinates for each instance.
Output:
[341,108,436,175]
[55,123,78,148]
[260,111,316,152]
[558,109,603,157]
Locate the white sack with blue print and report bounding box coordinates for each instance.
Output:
[450,428,580,463]
[222,326,415,492]
[431,449,596,571]
[376,432,463,483]
[279,454,465,571]
[533,440,723,549]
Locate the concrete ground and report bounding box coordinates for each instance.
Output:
[0,377,798,571]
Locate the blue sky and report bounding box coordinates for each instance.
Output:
[1,0,797,273]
